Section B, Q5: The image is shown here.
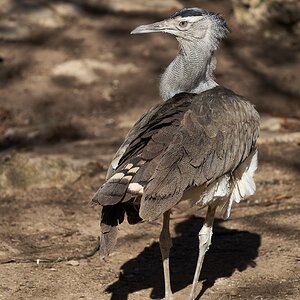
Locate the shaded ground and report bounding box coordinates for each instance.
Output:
[0,1,299,299]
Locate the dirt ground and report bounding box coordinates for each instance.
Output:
[0,1,300,300]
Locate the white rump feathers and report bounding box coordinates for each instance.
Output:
[196,150,258,219]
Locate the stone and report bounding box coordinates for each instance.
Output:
[260,115,300,132]
[50,3,79,18]
[0,20,31,41]
[260,116,283,132]
[0,0,14,14]
[258,132,300,145]
[102,87,114,101]
[24,7,64,29]
[232,0,300,37]
[0,153,87,194]
[0,4,65,41]
[66,260,80,266]
[86,0,183,14]
[52,59,138,86]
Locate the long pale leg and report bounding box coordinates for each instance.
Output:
[188,205,217,300]
[159,210,173,300]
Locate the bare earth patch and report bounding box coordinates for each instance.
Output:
[0,1,299,300]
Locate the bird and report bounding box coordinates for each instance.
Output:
[92,7,260,300]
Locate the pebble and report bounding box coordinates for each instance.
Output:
[66,260,80,266]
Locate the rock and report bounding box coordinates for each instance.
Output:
[102,87,114,101]
[0,0,14,14]
[260,116,283,132]
[86,0,183,14]
[260,115,300,132]
[23,7,64,29]
[0,3,66,41]
[52,59,138,86]
[233,0,268,27]
[0,153,87,194]
[258,132,300,145]
[0,240,22,263]
[0,241,21,256]
[230,288,239,296]
[52,59,99,85]
[0,20,31,41]
[260,115,300,144]
[232,0,300,37]
[50,3,79,18]
[66,260,80,266]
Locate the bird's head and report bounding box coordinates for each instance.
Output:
[131,8,229,51]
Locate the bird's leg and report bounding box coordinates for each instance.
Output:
[188,205,216,300]
[159,210,173,300]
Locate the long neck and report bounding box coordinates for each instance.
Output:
[159,41,217,101]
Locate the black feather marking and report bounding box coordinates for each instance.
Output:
[99,201,143,256]
[125,201,142,224]
[170,8,230,35]
[170,8,208,18]
[100,204,125,256]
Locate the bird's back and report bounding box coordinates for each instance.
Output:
[92,86,259,255]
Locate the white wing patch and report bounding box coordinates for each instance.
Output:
[111,145,128,170]
[128,183,144,195]
[125,163,133,170]
[110,172,124,180]
[106,144,129,180]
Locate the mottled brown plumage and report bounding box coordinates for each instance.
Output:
[92,86,259,255]
[93,8,260,300]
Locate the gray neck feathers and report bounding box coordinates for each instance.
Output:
[159,41,218,101]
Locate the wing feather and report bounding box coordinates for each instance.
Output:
[95,86,259,222]
[139,87,259,219]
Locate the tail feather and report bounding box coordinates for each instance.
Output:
[100,204,125,256]
[99,201,143,256]
[94,174,132,206]
[95,158,147,256]
[100,226,118,257]
[124,201,142,224]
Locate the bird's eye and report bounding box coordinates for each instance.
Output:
[179,21,188,28]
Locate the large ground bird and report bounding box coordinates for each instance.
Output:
[92,7,260,300]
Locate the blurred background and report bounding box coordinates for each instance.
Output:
[0,1,299,300]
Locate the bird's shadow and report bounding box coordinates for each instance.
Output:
[106,217,261,300]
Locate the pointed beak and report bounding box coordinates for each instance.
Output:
[131,20,170,35]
